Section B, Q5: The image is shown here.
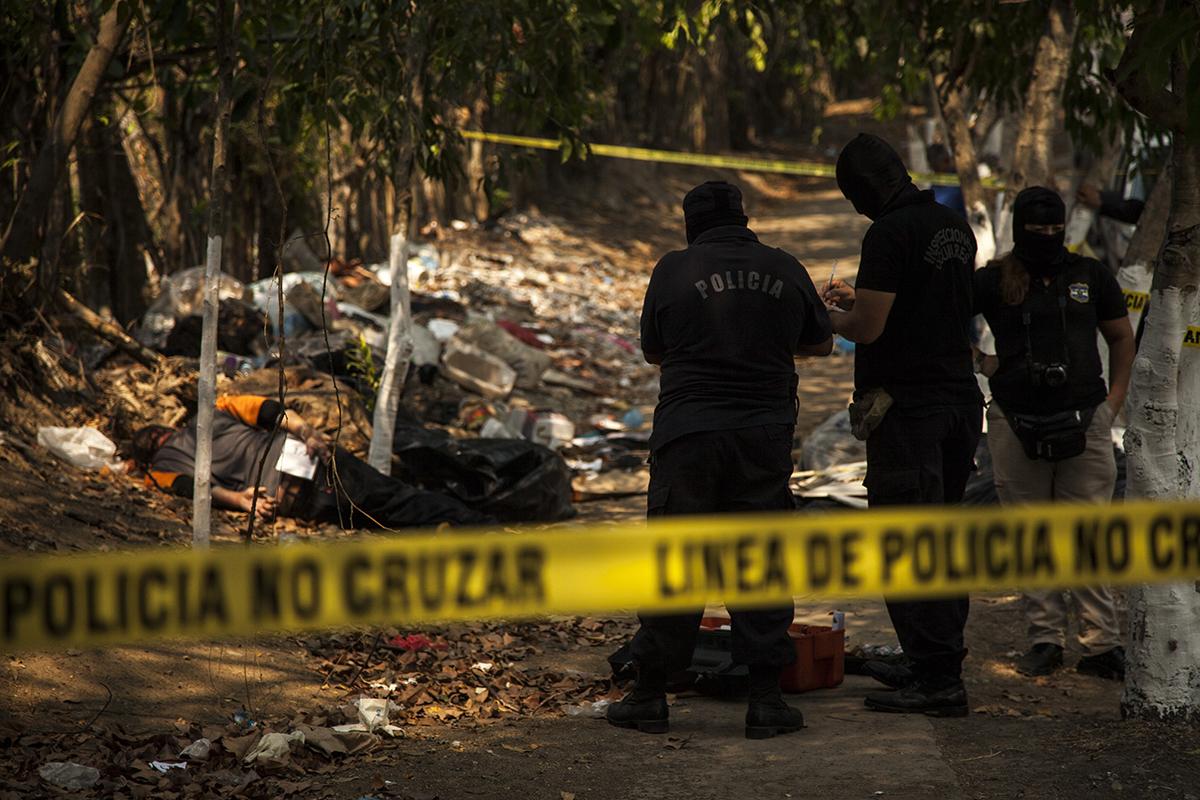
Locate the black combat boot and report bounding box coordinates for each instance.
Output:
[861,660,915,689]
[1077,646,1125,680]
[606,665,669,734]
[745,665,806,740]
[1016,643,1064,677]
[864,676,968,717]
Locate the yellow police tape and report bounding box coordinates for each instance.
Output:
[3,500,1200,651]
[1124,289,1149,312]
[1121,289,1200,346]
[460,130,1006,189]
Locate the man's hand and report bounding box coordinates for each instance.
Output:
[236,486,277,519]
[823,278,855,311]
[300,424,332,461]
[213,485,277,519]
[283,409,332,462]
[1076,183,1102,210]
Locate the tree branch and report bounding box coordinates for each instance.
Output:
[56,289,162,368]
[1113,3,1188,130]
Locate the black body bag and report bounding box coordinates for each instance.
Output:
[1002,406,1094,462]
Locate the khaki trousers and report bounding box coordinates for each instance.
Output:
[986,402,1122,655]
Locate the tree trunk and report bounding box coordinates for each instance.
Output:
[1,4,131,265]
[931,73,996,265]
[465,91,491,223]
[367,232,414,475]
[193,0,236,549]
[1121,136,1200,723]
[1115,164,1173,334]
[76,105,156,325]
[994,0,1076,253]
[699,25,731,152]
[160,81,207,272]
[1113,3,1200,722]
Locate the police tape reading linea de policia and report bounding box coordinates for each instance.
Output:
[5,506,1200,646]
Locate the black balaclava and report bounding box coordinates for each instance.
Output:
[835,133,913,220]
[683,181,749,243]
[1012,186,1067,276]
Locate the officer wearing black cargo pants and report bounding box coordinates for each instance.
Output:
[606,181,833,739]
[823,134,983,717]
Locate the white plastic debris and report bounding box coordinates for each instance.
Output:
[332,697,404,737]
[410,324,441,367]
[150,761,187,773]
[39,762,100,790]
[36,427,119,470]
[243,730,305,764]
[368,681,400,693]
[479,417,520,439]
[179,738,212,761]
[471,662,495,672]
[441,339,517,399]
[563,699,612,718]
[426,318,461,342]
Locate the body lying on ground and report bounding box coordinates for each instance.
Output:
[132,394,494,530]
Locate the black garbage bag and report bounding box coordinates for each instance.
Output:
[161,299,267,358]
[392,424,575,523]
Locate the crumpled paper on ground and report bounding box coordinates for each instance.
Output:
[179,737,212,761]
[242,730,305,764]
[39,761,100,790]
[332,698,404,737]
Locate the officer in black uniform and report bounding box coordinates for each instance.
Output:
[974,186,1132,681]
[823,134,983,717]
[606,180,833,739]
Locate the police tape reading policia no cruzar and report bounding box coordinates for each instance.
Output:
[4,502,1200,647]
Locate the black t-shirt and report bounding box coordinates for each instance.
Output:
[641,225,832,450]
[974,253,1127,414]
[853,190,982,407]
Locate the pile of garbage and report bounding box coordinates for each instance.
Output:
[127,213,662,518]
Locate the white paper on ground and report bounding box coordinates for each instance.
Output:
[275,436,317,480]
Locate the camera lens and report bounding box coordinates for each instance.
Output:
[1044,364,1068,387]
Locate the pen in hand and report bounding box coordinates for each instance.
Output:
[823,260,847,312]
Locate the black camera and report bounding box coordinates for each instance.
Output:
[1029,361,1068,388]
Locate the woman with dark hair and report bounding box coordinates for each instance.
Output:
[973,186,1134,680]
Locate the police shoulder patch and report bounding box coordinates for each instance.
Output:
[1068,282,1090,303]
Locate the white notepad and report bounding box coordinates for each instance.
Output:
[276,436,318,480]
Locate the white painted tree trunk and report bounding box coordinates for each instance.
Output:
[192,0,233,548]
[1064,204,1097,251]
[906,123,931,185]
[1121,138,1200,723]
[192,234,222,549]
[968,200,996,268]
[367,231,414,475]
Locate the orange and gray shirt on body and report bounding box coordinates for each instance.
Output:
[146,395,287,498]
